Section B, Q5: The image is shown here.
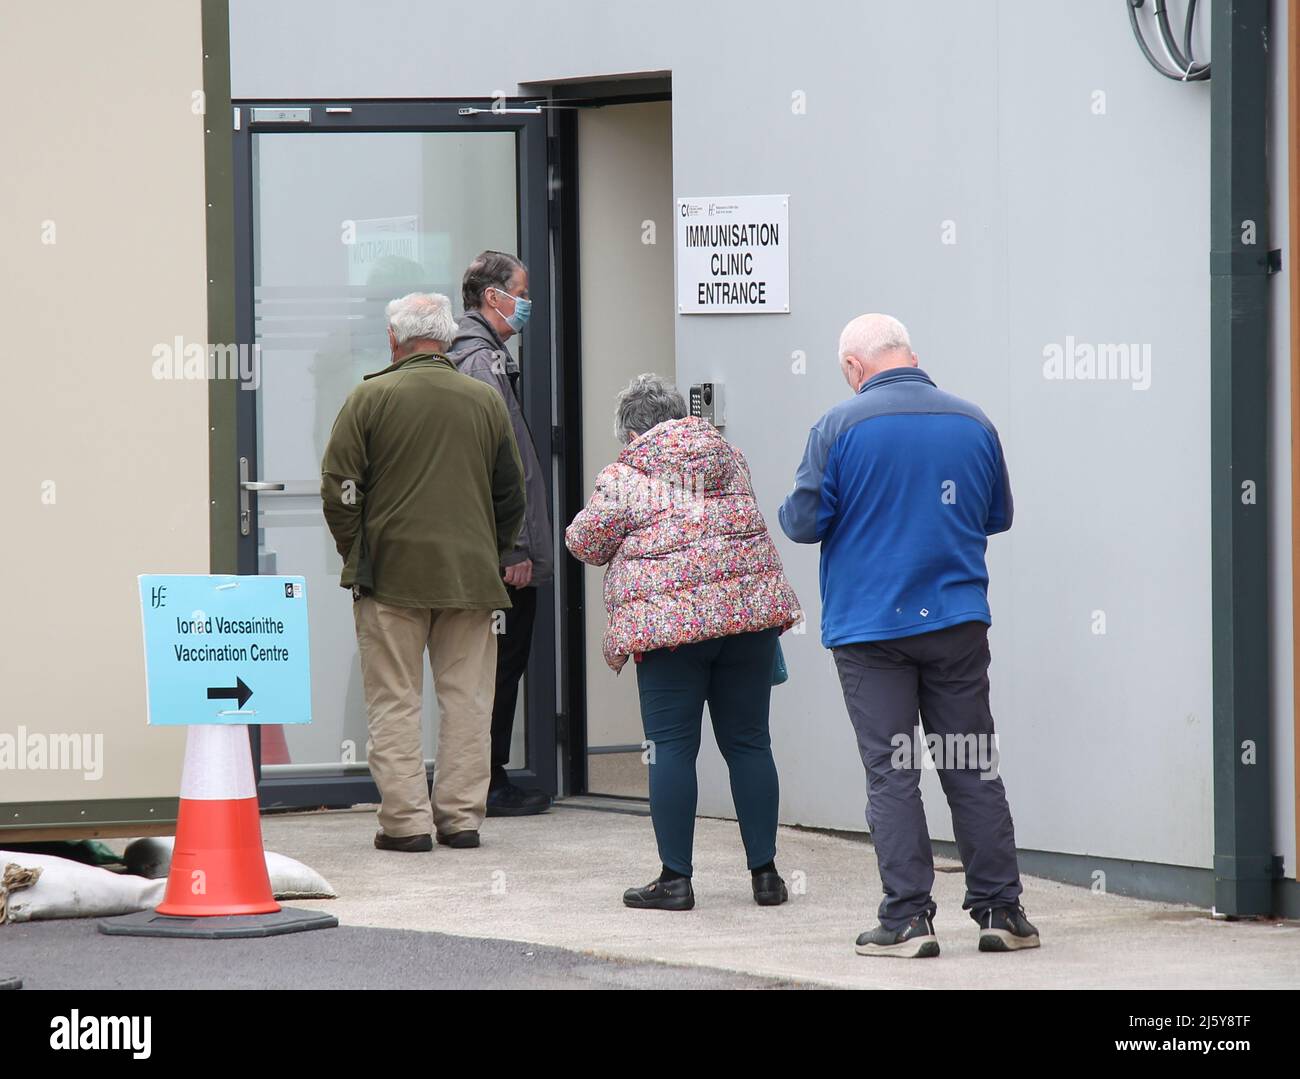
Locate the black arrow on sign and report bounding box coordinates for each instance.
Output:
[207,676,253,709]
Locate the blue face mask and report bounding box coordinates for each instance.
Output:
[492,287,532,333]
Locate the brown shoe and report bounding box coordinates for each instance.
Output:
[374,830,433,852]
[436,830,481,849]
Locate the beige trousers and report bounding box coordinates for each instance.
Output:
[353,596,497,837]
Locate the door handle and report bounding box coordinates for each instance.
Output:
[238,457,286,536]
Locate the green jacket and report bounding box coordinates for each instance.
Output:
[321,352,526,610]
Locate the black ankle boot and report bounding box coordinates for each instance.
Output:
[751,868,788,906]
[623,874,695,911]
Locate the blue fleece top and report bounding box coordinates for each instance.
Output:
[778,368,1012,648]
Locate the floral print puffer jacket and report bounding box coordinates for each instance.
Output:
[566,416,802,672]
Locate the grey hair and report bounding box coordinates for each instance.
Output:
[838,313,912,364]
[462,250,525,310]
[386,292,459,348]
[615,373,687,444]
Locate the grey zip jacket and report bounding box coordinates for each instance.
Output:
[447,311,554,586]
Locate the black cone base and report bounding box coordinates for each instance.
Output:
[98,906,338,939]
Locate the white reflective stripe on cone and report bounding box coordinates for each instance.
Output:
[177,724,257,801]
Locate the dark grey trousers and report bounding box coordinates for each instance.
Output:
[833,620,1023,930]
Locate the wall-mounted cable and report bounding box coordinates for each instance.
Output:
[1128,0,1211,81]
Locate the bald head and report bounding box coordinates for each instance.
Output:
[838,313,917,392]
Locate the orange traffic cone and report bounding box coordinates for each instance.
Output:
[260,723,292,765]
[155,724,279,917]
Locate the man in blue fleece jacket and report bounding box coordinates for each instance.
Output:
[780,313,1038,959]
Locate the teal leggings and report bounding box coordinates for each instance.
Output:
[634,627,781,876]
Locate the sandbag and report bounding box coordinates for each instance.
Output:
[1,852,165,923]
[122,836,336,899]
[264,851,337,900]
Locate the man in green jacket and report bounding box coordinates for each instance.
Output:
[322,291,526,853]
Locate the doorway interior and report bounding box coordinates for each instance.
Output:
[555,92,675,798]
[226,87,675,809]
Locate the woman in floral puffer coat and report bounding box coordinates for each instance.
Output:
[566,374,802,911]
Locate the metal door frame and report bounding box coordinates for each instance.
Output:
[230,99,557,807]
[546,88,672,796]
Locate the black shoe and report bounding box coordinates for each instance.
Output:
[373,830,433,852]
[622,876,695,911]
[435,830,481,849]
[977,904,1040,952]
[855,913,940,958]
[752,870,788,906]
[486,782,552,817]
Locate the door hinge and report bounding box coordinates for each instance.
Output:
[547,180,561,232]
[547,136,563,232]
[551,425,564,456]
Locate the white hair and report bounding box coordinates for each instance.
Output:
[386,292,459,349]
[838,313,912,364]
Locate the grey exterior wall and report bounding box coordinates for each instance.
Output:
[231,0,1294,876]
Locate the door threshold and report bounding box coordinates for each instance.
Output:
[556,794,650,817]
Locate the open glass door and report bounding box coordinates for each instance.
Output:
[231,102,556,807]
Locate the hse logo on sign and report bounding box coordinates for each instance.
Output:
[138,574,311,726]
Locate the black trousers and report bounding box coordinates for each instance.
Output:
[491,582,538,789]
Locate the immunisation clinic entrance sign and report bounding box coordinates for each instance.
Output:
[138,575,311,726]
[676,194,789,314]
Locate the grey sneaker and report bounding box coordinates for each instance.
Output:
[977,904,1041,952]
[855,912,940,958]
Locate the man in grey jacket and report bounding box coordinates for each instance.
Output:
[448,251,553,816]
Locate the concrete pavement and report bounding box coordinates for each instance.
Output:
[259,801,1299,990]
